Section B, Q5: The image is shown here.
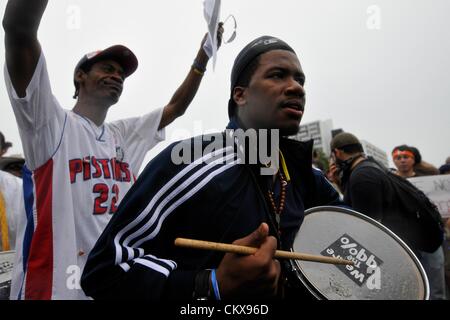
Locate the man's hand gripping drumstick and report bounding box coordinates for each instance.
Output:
[175,223,353,299]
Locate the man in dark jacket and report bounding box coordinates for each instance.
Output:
[330,132,446,300]
[81,36,342,301]
[329,133,414,245]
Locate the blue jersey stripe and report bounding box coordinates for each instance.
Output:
[18,165,35,299]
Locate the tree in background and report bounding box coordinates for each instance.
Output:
[313,149,329,172]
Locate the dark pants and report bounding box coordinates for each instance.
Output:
[417,245,447,300]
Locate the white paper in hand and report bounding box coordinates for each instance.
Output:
[203,0,221,70]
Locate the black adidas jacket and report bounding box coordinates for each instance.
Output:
[81,122,342,300]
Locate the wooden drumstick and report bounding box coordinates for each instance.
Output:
[175,238,354,266]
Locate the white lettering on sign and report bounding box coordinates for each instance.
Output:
[340,237,378,269]
[325,235,383,290]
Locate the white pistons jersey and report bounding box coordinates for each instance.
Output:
[4,52,165,299]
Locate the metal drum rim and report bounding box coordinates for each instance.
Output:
[291,205,430,300]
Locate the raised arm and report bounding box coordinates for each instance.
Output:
[158,24,224,130]
[3,0,48,97]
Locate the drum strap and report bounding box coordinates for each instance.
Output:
[0,189,10,251]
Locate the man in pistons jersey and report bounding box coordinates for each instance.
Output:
[3,0,222,299]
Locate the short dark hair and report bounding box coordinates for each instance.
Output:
[230,55,261,118]
[235,55,261,88]
[330,132,363,155]
[409,146,422,164]
[339,144,364,154]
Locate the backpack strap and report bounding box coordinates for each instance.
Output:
[350,157,386,178]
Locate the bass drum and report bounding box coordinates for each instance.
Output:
[288,206,429,300]
[0,250,14,300]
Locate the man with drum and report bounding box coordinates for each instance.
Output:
[81,36,343,300]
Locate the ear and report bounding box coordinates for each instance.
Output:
[334,149,343,159]
[74,69,87,86]
[233,86,247,108]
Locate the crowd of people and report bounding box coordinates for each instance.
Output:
[326,133,449,300]
[1,0,449,301]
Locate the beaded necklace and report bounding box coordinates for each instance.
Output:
[267,170,287,217]
[265,152,290,231]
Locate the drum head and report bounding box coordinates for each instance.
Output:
[291,206,429,300]
[0,251,14,300]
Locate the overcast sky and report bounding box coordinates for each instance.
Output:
[1,0,449,171]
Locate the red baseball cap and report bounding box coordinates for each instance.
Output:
[73,45,138,90]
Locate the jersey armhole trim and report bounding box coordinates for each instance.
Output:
[50,113,68,159]
[4,52,45,102]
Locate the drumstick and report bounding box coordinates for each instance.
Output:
[175,238,354,266]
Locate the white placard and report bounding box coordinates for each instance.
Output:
[408,175,450,219]
[203,0,221,70]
